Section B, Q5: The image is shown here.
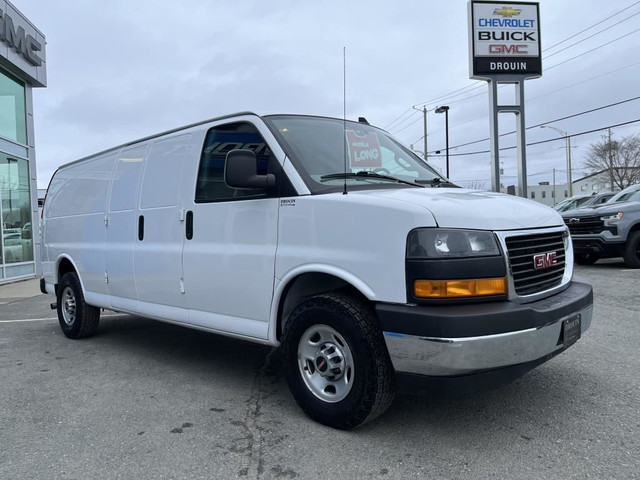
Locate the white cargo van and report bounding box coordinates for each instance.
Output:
[41,113,593,429]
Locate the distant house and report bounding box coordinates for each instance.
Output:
[572,168,638,195]
[502,182,569,207]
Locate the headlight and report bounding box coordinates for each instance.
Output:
[600,212,623,221]
[407,228,500,259]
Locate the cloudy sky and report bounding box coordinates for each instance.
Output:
[17,0,640,189]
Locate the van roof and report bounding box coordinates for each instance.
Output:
[58,111,258,170]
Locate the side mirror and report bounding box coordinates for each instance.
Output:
[224,149,276,189]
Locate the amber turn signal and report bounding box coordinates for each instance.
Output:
[414,277,507,298]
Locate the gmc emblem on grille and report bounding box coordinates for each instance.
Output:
[533,252,558,269]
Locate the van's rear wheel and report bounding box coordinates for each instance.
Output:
[282,293,395,429]
[57,272,100,339]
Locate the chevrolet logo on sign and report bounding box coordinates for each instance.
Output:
[493,6,521,17]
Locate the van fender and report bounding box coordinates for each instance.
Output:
[267,263,377,344]
[54,254,84,291]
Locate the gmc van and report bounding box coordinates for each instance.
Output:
[41,113,593,429]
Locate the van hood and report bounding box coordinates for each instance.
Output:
[355,187,564,231]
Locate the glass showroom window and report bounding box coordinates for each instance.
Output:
[0,72,27,145]
[0,155,33,270]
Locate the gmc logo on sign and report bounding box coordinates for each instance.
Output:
[533,252,558,270]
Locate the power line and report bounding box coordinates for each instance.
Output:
[392,2,640,129]
[544,10,640,60]
[546,27,640,71]
[384,107,415,130]
[428,118,640,157]
[544,0,640,51]
[440,95,640,152]
[390,112,424,135]
[413,63,640,145]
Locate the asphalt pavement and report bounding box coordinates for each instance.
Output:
[0,262,638,480]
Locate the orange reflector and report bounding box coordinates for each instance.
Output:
[414,277,507,298]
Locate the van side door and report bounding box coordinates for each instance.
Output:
[134,134,192,322]
[105,145,148,312]
[182,121,281,339]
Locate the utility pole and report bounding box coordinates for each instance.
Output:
[608,129,615,192]
[412,106,428,161]
[552,168,556,206]
[423,106,428,161]
[566,136,573,197]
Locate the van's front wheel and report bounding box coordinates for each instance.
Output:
[282,293,395,429]
[57,272,100,339]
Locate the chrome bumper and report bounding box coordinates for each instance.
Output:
[384,304,593,377]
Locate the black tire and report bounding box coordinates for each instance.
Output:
[282,293,395,429]
[623,231,640,268]
[56,272,100,339]
[575,253,600,265]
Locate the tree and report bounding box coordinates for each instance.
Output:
[584,131,640,190]
[466,179,488,190]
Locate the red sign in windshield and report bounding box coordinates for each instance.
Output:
[346,131,382,168]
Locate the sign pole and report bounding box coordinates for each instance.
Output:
[488,79,501,192]
[515,80,528,197]
[469,0,541,197]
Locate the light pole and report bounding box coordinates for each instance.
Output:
[541,125,573,197]
[435,106,450,178]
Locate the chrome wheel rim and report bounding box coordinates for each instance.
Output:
[297,324,354,403]
[61,286,77,326]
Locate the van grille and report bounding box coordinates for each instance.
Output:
[505,232,565,296]
[564,216,604,235]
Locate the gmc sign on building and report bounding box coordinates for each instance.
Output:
[469,1,541,79]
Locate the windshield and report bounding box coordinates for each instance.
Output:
[265,115,447,192]
[554,196,590,212]
[609,185,640,203]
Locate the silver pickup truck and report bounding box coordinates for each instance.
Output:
[563,183,640,268]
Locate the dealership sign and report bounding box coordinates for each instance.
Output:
[0,7,43,66]
[468,1,541,79]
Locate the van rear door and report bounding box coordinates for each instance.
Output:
[105,145,148,312]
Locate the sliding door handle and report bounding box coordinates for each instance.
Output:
[138,215,144,241]
[186,211,193,240]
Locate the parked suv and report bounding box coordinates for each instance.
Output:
[563,183,640,267]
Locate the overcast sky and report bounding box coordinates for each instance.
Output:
[17,0,640,189]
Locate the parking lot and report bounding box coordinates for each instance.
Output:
[1,261,638,480]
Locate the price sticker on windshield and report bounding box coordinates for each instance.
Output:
[346,131,382,168]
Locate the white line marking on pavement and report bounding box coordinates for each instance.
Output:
[0,317,56,323]
[0,314,129,324]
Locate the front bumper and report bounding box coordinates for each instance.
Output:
[572,235,625,257]
[377,278,593,380]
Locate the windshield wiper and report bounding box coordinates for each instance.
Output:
[320,171,424,188]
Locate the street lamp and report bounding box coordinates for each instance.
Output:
[435,106,450,178]
[540,125,573,197]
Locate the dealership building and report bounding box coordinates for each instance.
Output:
[0,1,46,283]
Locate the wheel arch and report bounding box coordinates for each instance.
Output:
[270,266,376,344]
[55,255,81,295]
[628,220,640,234]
